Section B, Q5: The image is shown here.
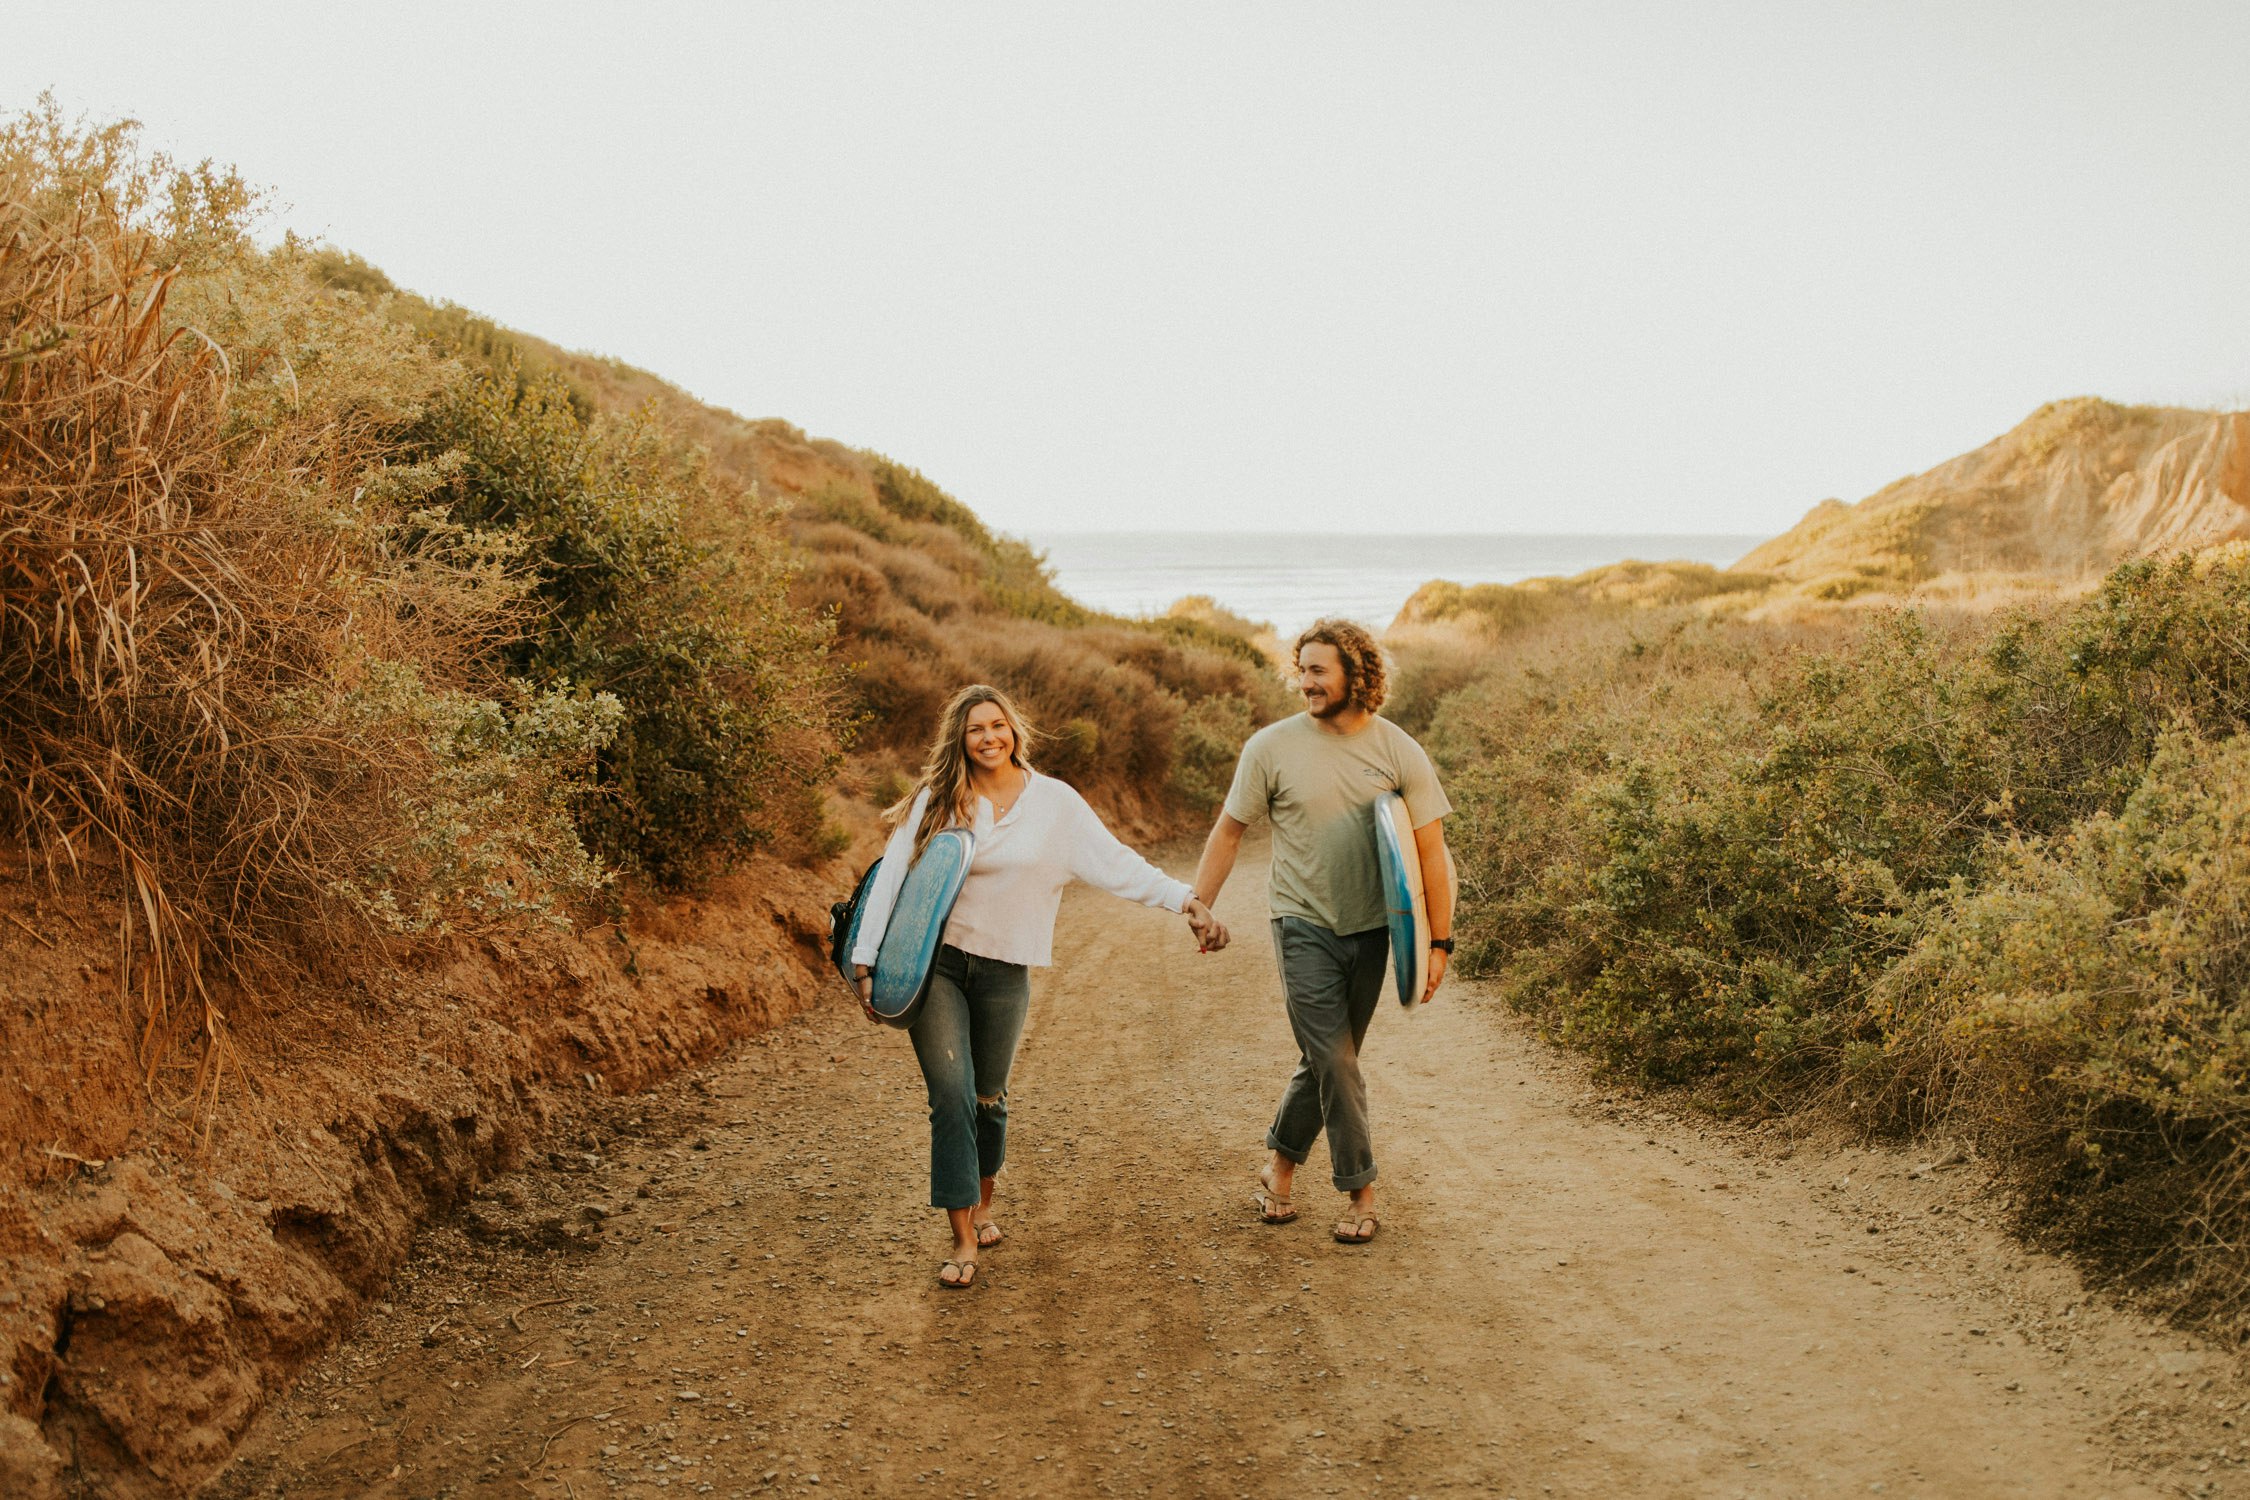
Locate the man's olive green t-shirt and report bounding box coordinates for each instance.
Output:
[1222,712,1452,935]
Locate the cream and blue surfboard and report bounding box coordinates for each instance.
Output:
[1373,791,1429,1010]
[839,828,975,1029]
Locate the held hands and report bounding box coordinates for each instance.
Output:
[1184,896,1229,953]
[853,965,877,1023]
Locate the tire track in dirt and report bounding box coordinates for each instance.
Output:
[215,838,2240,1498]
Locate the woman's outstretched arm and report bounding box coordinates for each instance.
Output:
[1063,794,1228,950]
[1064,793,1192,910]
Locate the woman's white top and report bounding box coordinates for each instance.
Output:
[849,770,1191,969]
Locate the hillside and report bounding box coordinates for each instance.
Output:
[309,251,1289,838]
[1738,398,2250,601]
[0,116,1284,1500]
[1382,394,2250,1358]
[1396,399,2250,640]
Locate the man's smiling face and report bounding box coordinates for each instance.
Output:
[1297,641,1350,719]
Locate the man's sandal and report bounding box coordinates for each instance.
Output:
[1334,1212,1379,1244]
[1254,1165,1298,1225]
[972,1217,1004,1250]
[937,1257,978,1289]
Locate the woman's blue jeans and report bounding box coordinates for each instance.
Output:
[908,944,1032,1210]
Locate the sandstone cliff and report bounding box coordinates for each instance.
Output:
[1737,399,2250,601]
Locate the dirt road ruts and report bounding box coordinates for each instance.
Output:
[214,838,2244,1498]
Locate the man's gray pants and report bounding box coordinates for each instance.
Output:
[1265,915,1389,1192]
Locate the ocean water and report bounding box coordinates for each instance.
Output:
[1026,531,1770,639]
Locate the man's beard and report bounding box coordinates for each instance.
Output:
[1306,691,1349,719]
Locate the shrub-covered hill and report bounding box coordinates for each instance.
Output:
[1385,395,2250,1333]
[0,110,1288,1497]
[1,103,1279,1145]
[310,251,1289,836]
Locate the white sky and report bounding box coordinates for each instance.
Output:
[8,2,2248,537]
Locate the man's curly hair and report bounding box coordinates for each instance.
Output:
[1293,617,1389,714]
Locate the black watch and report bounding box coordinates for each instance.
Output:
[1429,937,1455,954]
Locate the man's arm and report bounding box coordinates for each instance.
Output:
[1413,817,1457,1004]
[1191,813,1249,910]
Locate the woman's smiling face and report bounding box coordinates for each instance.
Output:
[962,700,1016,772]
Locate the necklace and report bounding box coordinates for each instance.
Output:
[978,771,1027,820]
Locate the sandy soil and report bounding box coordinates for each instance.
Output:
[214,841,2250,1499]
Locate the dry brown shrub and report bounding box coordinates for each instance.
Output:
[955,622,1185,788]
[0,128,519,1107]
[849,639,962,749]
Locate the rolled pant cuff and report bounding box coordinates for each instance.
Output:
[1332,1164,1378,1193]
[1263,1132,1311,1165]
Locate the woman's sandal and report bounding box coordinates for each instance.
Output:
[937,1257,978,1289]
[1254,1165,1298,1225]
[973,1220,1003,1249]
[1334,1212,1379,1244]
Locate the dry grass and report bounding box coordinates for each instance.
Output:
[0,143,437,1108]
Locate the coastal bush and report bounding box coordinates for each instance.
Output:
[1170,694,1259,811]
[960,622,1183,787]
[415,372,845,883]
[1866,729,2250,1314]
[305,245,598,415]
[780,459,1289,814]
[1379,628,1489,737]
[1419,543,2250,1317]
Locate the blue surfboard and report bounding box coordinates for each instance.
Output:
[838,828,975,1028]
[1373,791,1429,1010]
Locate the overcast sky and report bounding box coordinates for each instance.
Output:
[9,2,2247,537]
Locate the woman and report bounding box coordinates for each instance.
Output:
[853,684,1228,1289]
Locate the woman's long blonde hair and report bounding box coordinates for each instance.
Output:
[886,684,1039,858]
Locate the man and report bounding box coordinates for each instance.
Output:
[1189,618,1456,1245]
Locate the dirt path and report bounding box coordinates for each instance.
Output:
[215,842,2248,1499]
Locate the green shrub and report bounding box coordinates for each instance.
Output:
[304,245,598,417]
[326,668,621,935]
[418,372,844,883]
[1867,729,2250,1314]
[1382,629,1488,737]
[2055,549,2250,785]
[1443,561,2250,1093]
[1424,543,2250,1315]
[871,456,997,546]
[1170,694,1258,811]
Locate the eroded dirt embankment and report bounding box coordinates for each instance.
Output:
[0,856,838,1498]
